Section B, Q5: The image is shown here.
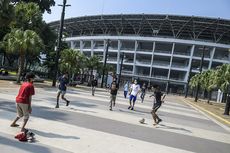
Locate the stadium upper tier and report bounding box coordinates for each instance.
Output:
[49,14,230,45]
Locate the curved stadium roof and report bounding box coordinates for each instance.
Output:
[49,14,230,45]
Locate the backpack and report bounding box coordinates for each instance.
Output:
[15,132,27,142]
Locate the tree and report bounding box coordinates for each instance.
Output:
[189,74,201,91]
[11,2,43,31]
[60,49,82,82]
[0,0,14,66]
[10,0,55,14]
[199,70,215,103]
[213,64,230,115]
[0,0,14,28]
[2,29,44,83]
[86,55,101,84]
[9,2,57,78]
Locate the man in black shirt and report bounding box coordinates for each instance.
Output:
[109,78,118,111]
[150,85,165,126]
[91,77,98,96]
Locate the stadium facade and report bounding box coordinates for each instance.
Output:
[49,14,230,93]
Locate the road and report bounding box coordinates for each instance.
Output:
[0,85,230,153]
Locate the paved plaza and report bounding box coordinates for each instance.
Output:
[0,83,230,153]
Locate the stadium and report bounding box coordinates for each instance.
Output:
[49,14,230,93]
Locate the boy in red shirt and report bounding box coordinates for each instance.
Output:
[10,72,35,132]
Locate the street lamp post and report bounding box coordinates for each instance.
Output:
[194,46,206,102]
[101,39,110,88]
[52,0,70,87]
[118,52,124,88]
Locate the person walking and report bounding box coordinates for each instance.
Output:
[56,73,70,108]
[91,76,98,96]
[10,72,35,132]
[128,80,141,110]
[123,81,129,98]
[140,83,147,103]
[150,85,166,126]
[109,78,118,111]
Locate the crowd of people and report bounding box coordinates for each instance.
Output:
[10,72,166,134]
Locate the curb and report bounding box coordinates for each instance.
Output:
[182,98,230,133]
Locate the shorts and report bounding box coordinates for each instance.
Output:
[129,95,137,102]
[110,94,116,102]
[57,90,66,95]
[16,103,30,120]
[153,103,161,112]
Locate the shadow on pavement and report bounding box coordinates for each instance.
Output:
[156,124,192,133]
[0,135,54,153]
[42,97,98,108]
[31,129,80,140]
[0,100,70,121]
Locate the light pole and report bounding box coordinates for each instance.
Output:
[52,0,70,87]
[118,52,124,88]
[194,46,206,102]
[101,39,110,88]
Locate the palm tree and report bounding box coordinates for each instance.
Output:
[2,29,43,83]
[213,64,230,115]
[60,49,81,82]
[199,70,215,103]
[86,55,101,84]
[0,0,14,28]
[189,74,201,90]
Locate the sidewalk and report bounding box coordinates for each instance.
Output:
[182,97,230,129]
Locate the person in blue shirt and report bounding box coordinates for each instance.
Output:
[56,73,70,108]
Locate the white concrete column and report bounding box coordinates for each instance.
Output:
[91,40,94,56]
[133,40,138,74]
[117,40,121,74]
[70,41,74,49]
[149,42,155,77]
[167,43,175,79]
[80,40,84,53]
[208,47,216,69]
[185,45,195,82]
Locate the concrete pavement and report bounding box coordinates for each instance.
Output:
[0,84,230,153]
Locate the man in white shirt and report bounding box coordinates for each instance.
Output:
[128,80,141,110]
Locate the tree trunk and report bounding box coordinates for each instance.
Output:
[222,93,227,103]
[24,58,28,72]
[224,94,230,115]
[207,91,211,104]
[17,54,25,84]
[1,51,6,67]
[81,69,84,83]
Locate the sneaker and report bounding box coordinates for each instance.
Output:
[128,106,132,109]
[10,124,19,127]
[157,119,162,124]
[109,108,112,111]
[55,105,59,108]
[66,101,70,106]
[131,107,134,110]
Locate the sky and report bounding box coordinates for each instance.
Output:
[43,0,230,23]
